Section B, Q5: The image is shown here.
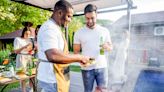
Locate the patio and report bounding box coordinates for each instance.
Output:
[1,0,164,92]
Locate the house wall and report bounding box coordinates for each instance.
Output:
[128,24,164,66]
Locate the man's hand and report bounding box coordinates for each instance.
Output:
[102,42,112,51]
[78,55,90,65]
[79,56,96,67]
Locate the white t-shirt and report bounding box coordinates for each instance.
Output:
[37,19,64,83]
[14,37,31,54]
[74,25,112,70]
[14,37,32,69]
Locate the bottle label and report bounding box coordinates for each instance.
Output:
[100,36,104,55]
[100,48,104,55]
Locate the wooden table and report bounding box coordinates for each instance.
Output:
[0,68,36,92]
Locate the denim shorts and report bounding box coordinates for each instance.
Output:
[38,80,57,92]
[81,68,108,92]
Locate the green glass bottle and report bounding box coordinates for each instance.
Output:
[100,36,104,55]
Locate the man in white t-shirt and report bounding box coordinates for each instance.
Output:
[74,4,113,92]
[37,1,90,92]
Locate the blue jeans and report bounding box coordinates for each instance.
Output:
[81,68,108,92]
[38,80,57,92]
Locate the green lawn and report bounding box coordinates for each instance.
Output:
[70,65,81,72]
[0,82,20,92]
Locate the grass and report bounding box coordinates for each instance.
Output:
[0,82,20,92]
[69,65,81,72]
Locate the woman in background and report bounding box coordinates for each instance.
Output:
[13,27,33,92]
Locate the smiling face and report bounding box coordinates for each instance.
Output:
[85,11,97,29]
[52,0,74,28]
[53,7,74,28]
[60,8,74,27]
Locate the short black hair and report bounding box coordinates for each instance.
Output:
[84,4,97,14]
[54,0,73,12]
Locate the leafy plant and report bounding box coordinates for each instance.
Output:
[0,0,51,36]
[6,43,14,52]
[0,49,11,65]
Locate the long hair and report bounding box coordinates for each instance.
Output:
[21,27,30,38]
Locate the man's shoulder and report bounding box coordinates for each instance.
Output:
[96,25,110,34]
[42,19,56,29]
[97,25,108,31]
[39,20,60,33]
[76,26,87,33]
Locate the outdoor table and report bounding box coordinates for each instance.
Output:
[0,68,36,92]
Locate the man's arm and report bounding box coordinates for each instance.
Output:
[45,48,88,64]
[103,29,113,51]
[73,44,81,54]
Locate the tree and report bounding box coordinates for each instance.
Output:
[0,0,51,36]
[66,16,84,51]
[0,0,112,51]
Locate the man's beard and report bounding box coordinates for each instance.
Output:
[61,16,68,28]
[87,22,95,29]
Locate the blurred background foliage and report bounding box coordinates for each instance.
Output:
[0,0,111,51]
[0,0,51,36]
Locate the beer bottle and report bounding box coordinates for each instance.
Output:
[100,36,104,55]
